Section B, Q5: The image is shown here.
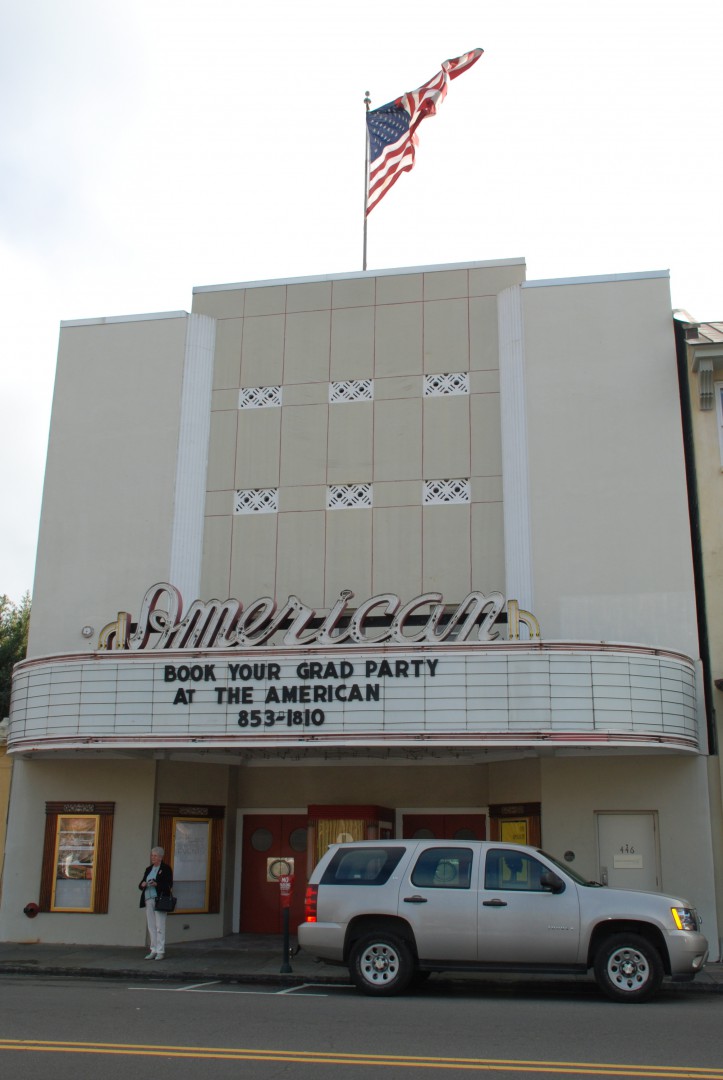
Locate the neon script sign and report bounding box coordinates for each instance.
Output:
[99,582,540,651]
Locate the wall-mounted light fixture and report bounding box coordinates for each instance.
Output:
[81,626,94,639]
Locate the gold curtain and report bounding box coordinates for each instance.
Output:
[315,818,366,862]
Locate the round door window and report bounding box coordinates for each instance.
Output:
[453,828,477,840]
[411,828,435,839]
[250,827,273,852]
[289,827,308,853]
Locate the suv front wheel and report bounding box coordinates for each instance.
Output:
[350,931,415,996]
[593,933,664,1003]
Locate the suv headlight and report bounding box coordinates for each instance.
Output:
[671,906,699,931]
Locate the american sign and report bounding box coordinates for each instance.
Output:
[98,583,540,652]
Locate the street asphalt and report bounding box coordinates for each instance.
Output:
[0,934,721,995]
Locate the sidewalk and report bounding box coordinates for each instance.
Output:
[0,935,721,994]
[0,934,348,988]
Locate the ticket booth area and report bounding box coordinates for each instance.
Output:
[239,805,394,934]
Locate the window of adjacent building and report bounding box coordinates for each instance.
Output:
[716,383,723,466]
[40,802,115,913]
[158,804,224,914]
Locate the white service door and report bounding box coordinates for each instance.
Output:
[596,812,660,891]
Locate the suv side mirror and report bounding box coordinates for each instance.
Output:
[540,871,566,894]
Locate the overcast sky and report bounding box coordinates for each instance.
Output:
[1,0,721,603]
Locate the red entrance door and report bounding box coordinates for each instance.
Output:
[240,814,308,934]
[402,813,486,840]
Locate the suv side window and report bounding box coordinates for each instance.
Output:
[411,847,473,889]
[320,846,405,885]
[484,848,548,891]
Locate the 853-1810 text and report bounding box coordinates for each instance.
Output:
[238,709,325,728]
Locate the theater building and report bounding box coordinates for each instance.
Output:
[2,258,720,955]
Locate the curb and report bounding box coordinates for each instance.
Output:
[1,963,720,994]
[0,963,350,987]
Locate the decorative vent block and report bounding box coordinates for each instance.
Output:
[423,479,470,505]
[329,379,373,404]
[234,488,279,514]
[327,484,373,509]
[424,373,470,397]
[239,386,282,409]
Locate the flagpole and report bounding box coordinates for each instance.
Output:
[363,91,371,271]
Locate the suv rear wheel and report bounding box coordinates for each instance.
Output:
[593,933,663,1003]
[350,931,415,996]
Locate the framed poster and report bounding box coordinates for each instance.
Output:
[171,818,211,911]
[52,814,99,912]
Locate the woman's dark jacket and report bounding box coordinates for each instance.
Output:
[138,862,173,908]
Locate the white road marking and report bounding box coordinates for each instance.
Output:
[127,985,331,997]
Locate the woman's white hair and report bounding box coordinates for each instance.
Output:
[151,846,164,857]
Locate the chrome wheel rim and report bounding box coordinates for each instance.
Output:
[606,946,650,993]
[359,943,400,986]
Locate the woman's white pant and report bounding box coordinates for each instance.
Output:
[145,899,167,954]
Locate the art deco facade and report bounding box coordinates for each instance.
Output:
[2,259,719,956]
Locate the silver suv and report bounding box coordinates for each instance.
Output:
[298,840,708,1002]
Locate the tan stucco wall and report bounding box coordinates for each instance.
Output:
[156,760,232,805]
[28,315,189,659]
[540,755,717,937]
[0,758,156,945]
[237,763,492,810]
[523,277,698,656]
[487,758,542,805]
[196,263,522,608]
[154,760,235,941]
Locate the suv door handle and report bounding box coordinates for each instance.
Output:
[482,899,508,907]
[403,895,428,903]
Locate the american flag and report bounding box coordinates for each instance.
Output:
[366,49,484,215]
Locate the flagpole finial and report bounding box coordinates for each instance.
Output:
[364,91,371,112]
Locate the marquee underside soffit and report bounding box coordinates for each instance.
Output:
[10,741,699,765]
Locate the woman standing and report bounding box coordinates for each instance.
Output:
[139,846,173,960]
